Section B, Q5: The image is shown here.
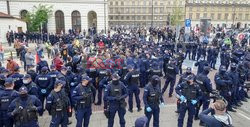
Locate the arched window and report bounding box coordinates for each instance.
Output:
[20,10,28,19]
[55,10,65,34]
[71,11,81,33]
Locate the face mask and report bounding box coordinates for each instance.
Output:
[220,70,226,74]
[112,80,119,85]
[20,94,28,99]
[23,80,30,84]
[152,79,158,86]
[231,67,236,71]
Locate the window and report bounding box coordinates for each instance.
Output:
[154,8,158,13]
[126,8,129,13]
[238,13,242,20]
[189,13,193,19]
[131,8,135,13]
[109,8,113,14]
[132,16,135,20]
[121,2,124,6]
[189,7,192,11]
[115,16,119,20]
[126,16,129,20]
[20,10,28,19]
[137,16,141,20]
[121,16,124,20]
[204,7,207,11]
[225,13,229,20]
[245,14,249,20]
[137,8,141,13]
[217,13,221,20]
[160,8,164,13]
[110,16,113,20]
[143,16,146,20]
[110,2,113,5]
[55,10,65,34]
[203,13,207,18]
[196,13,200,19]
[115,1,118,5]
[71,11,81,32]
[132,1,135,6]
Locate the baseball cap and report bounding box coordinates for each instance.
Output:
[19,86,28,94]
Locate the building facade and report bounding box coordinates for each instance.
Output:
[185,0,250,28]
[0,0,108,33]
[108,0,185,28]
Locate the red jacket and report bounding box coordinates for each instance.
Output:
[53,57,63,70]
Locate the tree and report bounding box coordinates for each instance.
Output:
[170,0,184,26]
[24,4,53,32]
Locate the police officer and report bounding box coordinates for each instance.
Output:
[26,64,37,82]
[96,69,112,105]
[10,66,24,91]
[104,73,128,127]
[193,66,213,125]
[162,59,178,97]
[72,76,96,127]
[195,56,209,74]
[47,65,60,86]
[46,80,71,127]
[175,75,202,127]
[143,75,164,127]
[35,66,53,115]
[9,86,42,127]
[0,78,19,127]
[228,63,241,107]
[149,61,163,78]
[176,67,195,113]
[124,65,142,112]
[23,74,39,98]
[36,56,49,74]
[138,55,150,88]
[214,66,236,112]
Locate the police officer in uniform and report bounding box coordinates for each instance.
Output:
[23,74,39,98]
[9,86,42,127]
[96,69,112,105]
[10,66,24,91]
[193,66,213,125]
[143,75,164,127]
[162,59,178,97]
[46,80,71,127]
[124,65,142,112]
[214,66,236,112]
[35,66,53,115]
[26,64,37,82]
[47,65,60,86]
[72,76,96,127]
[104,73,128,127]
[175,75,202,127]
[0,78,19,127]
[176,67,195,113]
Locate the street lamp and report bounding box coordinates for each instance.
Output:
[151,0,153,27]
[104,0,107,34]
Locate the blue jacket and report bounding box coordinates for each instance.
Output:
[199,108,232,127]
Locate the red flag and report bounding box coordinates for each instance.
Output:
[36,53,40,64]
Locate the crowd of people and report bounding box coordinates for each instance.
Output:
[0,26,249,127]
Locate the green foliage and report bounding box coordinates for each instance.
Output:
[23,4,53,32]
[170,0,184,26]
